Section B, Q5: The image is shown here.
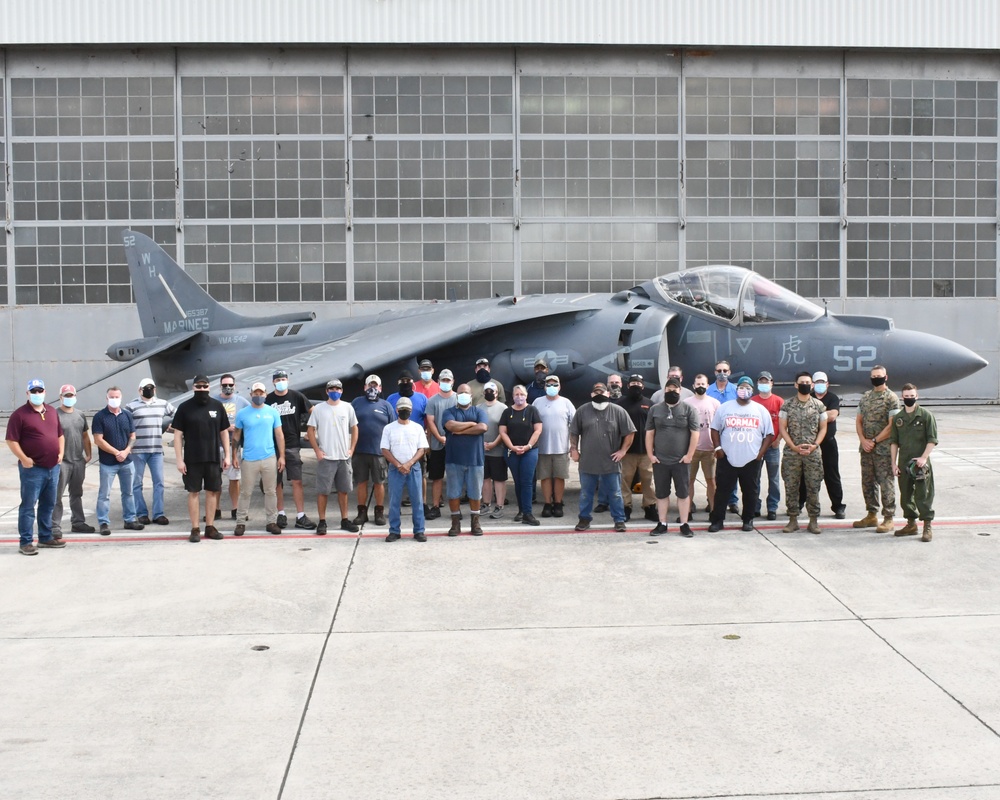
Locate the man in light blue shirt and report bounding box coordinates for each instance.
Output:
[233,382,285,536]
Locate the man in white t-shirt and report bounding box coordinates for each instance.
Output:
[380,396,430,542]
[307,378,359,536]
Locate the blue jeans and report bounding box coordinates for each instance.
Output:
[755,447,781,513]
[131,451,165,519]
[388,463,425,534]
[579,471,625,523]
[445,464,484,501]
[18,463,61,546]
[505,448,539,514]
[97,462,138,526]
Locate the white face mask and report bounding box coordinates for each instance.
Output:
[108,397,122,409]
[456,392,472,406]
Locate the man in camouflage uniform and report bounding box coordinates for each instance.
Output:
[778,371,828,534]
[853,365,900,532]
[889,383,937,542]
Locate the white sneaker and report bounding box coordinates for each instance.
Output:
[488,504,504,519]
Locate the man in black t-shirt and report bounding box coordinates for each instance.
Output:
[172,375,231,542]
[266,369,317,530]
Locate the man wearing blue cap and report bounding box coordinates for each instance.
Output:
[6,379,67,555]
[707,376,775,532]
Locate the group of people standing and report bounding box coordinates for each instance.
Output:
[6,358,939,554]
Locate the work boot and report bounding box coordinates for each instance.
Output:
[895,519,919,537]
[921,521,933,542]
[352,505,369,525]
[807,516,822,535]
[875,515,895,533]
[373,506,386,526]
[853,511,878,528]
[470,515,483,536]
[448,515,461,537]
[782,516,799,533]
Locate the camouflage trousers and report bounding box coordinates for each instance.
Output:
[782,451,823,517]
[860,451,896,516]
[898,463,935,522]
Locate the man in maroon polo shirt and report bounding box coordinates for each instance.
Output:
[6,378,67,555]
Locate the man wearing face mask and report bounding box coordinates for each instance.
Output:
[468,357,506,406]
[387,371,428,428]
[424,368,457,519]
[350,374,395,526]
[683,374,721,518]
[854,365,900,533]
[441,384,489,536]
[6,379,67,555]
[606,374,624,401]
[800,371,846,519]
[52,384,95,538]
[526,358,550,404]
[307,379,360,535]
[707,376,774,533]
[778,372,828,534]
[173,375,232,541]
[532,374,575,518]
[480,381,510,519]
[213,374,249,522]
[380,396,430,542]
[233,383,285,537]
[615,374,656,522]
[651,366,694,404]
[569,382,636,533]
[646,377,699,537]
[890,383,937,542]
[593,373,626,511]
[266,370,317,531]
[707,360,740,515]
[92,386,143,536]
[751,371,783,521]
[414,358,440,400]
[126,378,175,526]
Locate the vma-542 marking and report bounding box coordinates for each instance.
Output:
[92,230,987,402]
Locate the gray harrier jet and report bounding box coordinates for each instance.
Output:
[95,230,986,401]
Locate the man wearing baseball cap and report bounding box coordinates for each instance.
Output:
[6,379,67,555]
[380,395,430,542]
[707,376,774,532]
[350,374,395,526]
[414,358,440,400]
[233,382,285,536]
[468,356,505,406]
[126,377,176,526]
[307,379,360,535]
[424,368,457,518]
[52,384,95,537]
[266,369,317,530]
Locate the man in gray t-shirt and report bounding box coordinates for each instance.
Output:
[569,382,636,532]
[645,377,700,537]
[424,370,458,514]
[53,384,95,536]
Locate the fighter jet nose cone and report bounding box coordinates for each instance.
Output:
[882,329,988,388]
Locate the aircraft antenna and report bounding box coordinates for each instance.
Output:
[823,298,829,317]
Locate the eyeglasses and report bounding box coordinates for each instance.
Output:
[193,383,210,389]
[29,388,45,394]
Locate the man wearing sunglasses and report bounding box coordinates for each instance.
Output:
[126,378,175,526]
[6,378,67,555]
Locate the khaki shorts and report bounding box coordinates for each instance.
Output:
[352,452,388,485]
[689,449,716,481]
[536,452,570,480]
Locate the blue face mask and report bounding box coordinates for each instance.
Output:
[419,371,432,382]
[439,381,453,393]
[62,396,77,408]
[814,383,827,394]
[757,382,771,394]
[274,380,288,392]
[545,386,559,397]
[251,395,266,406]
[29,393,46,406]
[327,391,342,402]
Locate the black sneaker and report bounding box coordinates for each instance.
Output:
[679,523,694,538]
[741,521,754,532]
[137,515,152,525]
[123,520,145,531]
[552,502,564,518]
[594,503,609,513]
[513,512,523,523]
[522,513,541,526]
[834,506,847,519]
[727,504,740,515]
[650,522,669,536]
[295,515,318,530]
[541,503,553,518]
[153,516,170,525]
[99,524,111,536]
[234,524,246,537]
[767,511,777,521]
[413,532,427,542]
[425,505,441,520]
[230,509,238,519]
[574,517,591,531]
[707,521,724,532]
[71,522,96,533]
[276,513,288,529]
[401,498,411,507]
[316,520,328,535]
[339,518,358,533]
[385,532,401,542]
[613,521,627,532]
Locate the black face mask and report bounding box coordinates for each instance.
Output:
[871,376,887,387]
[902,397,917,407]
[194,390,210,405]
[591,395,609,407]
[476,368,491,383]
[796,383,812,395]
[398,408,412,420]
[627,385,643,400]
[694,386,707,396]
[484,390,497,402]
[141,386,155,399]
[664,391,680,405]
[534,370,547,385]
[398,383,414,397]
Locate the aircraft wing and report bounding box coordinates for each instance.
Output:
[226,300,595,392]
[76,330,203,391]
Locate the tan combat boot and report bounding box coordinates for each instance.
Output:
[895,519,918,536]
[782,516,799,533]
[921,521,933,542]
[807,516,822,534]
[875,515,895,533]
[853,511,878,528]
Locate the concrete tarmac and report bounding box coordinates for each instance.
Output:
[2,405,999,800]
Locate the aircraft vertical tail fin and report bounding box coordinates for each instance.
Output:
[122,229,249,338]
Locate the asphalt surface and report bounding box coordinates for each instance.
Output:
[2,405,999,800]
